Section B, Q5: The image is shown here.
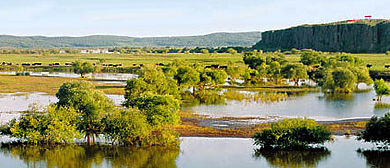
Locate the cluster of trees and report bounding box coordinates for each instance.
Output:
[0,48,79,55]
[0,80,180,146]
[252,118,332,150]
[243,51,308,85]
[110,46,246,54]
[242,49,373,93]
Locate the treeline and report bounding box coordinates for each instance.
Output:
[241,49,372,93]
[0,32,260,49]
[0,46,252,55]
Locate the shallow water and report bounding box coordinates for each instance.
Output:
[0,136,386,168]
[0,71,137,80]
[185,90,390,121]
[0,92,124,113]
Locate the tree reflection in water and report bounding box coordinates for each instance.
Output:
[358,150,390,168]
[0,143,179,168]
[253,149,331,168]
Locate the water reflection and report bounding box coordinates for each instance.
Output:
[0,143,179,168]
[254,149,331,168]
[358,151,390,168]
[185,89,389,120]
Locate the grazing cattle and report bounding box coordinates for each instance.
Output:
[92,63,96,66]
[385,65,390,68]
[65,62,73,66]
[205,65,212,69]
[32,63,42,66]
[108,64,113,67]
[133,63,137,66]
[53,63,60,66]
[312,65,320,68]
[220,65,228,70]
[21,63,31,66]
[116,63,122,67]
[211,64,219,68]
[366,64,372,68]
[158,63,164,66]
[139,64,144,67]
[7,62,12,65]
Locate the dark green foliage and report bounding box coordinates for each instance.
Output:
[252,118,332,150]
[359,113,390,146]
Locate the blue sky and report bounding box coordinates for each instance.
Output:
[0,0,388,37]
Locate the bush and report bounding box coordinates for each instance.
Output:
[358,113,390,146]
[252,118,332,150]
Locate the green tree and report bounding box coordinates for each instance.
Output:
[200,49,209,54]
[322,68,357,93]
[300,50,327,66]
[56,81,115,144]
[268,61,282,84]
[359,113,390,147]
[226,62,245,82]
[282,63,308,86]
[133,93,181,129]
[227,48,237,55]
[0,106,82,144]
[73,60,94,78]
[374,79,390,101]
[174,66,200,94]
[123,68,180,107]
[252,118,332,150]
[102,108,151,145]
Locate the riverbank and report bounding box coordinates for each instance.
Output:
[175,113,369,138]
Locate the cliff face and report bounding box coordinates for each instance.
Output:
[253,21,390,53]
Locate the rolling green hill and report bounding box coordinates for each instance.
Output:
[0,32,261,49]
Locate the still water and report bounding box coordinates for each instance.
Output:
[0,136,385,168]
[185,90,390,121]
[0,92,124,112]
[0,72,137,81]
[1,90,389,122]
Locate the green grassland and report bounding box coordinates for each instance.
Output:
[0,53,244,67]
[1,52,390,71]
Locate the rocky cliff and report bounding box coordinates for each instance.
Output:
[253,20,390,53]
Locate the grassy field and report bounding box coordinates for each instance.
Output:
[1,53,389,71]
[0,75,125,95]
[0,53,244,67]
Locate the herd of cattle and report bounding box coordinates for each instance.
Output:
[1,61,230,70]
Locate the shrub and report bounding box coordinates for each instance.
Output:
[358,113,390,146]
[252,118,332,150]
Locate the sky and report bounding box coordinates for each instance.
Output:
[0,0,388,37]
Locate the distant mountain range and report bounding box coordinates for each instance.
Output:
[0,32,261,49]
